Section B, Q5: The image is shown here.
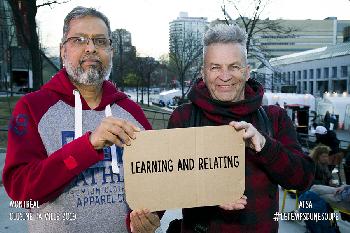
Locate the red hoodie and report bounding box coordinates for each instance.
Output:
[3,69,151,233]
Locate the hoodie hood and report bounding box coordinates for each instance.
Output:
[42,68,128,110]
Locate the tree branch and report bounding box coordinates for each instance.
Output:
[37,0,71,8]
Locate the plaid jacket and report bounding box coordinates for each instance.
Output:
[167,102,315,233]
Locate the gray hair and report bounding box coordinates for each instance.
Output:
[62,6,111,42]
[203,24,248,64]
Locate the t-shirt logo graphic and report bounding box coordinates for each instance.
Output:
[61,131,74,145]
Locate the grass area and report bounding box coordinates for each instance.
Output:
[0,96,21,150]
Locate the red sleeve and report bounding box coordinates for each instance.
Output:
[2,98,104,204]
[167,104,192,129]
[257,106,315,191]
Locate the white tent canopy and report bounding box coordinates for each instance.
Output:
[151,89,182,106]
[262,93,315,112]
[317,95,350,129]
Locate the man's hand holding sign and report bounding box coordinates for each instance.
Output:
[129,209,160,233]
[229,120,267,153]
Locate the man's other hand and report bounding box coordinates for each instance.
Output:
[130,209,160,233]
[219,195,247,210]
[229,121,266,152]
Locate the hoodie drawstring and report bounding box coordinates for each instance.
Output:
[105,105,120,174]
[73,90,82,139]
[73,90,119,174]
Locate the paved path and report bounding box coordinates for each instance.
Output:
[0,186,28,233]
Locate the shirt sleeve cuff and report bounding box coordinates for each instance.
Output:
[61,132,104,175]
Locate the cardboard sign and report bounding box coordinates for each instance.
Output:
[123,125,245,211]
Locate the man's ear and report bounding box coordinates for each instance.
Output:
[111,47,114,59]
[201,66,204,81]
[245,65,250,81]
[60,44,65,62]
[59,43,65,68]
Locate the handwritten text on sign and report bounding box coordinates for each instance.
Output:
[123,125,245,211]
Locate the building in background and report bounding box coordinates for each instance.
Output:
[111,29,135,55]
[0,0,31,91]
[254,18,350,58]
[0,0,58,92]
[344,26,350,43]
[169,12,208,51]
[0,0,11,88]
[213,17,350,69]
[169,12,208,84]
[254,43,350,96]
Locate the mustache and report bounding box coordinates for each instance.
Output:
[79,55,102,65]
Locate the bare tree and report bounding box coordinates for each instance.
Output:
[152,58,171,89]
[111,29,139,92]
[7,0,70,91]
[169,32,203,99]
[132,57,147,103]
[145,58,158,106]
[184,59,202,97]
[36,0,70,7]
[221,0,296,67]
[133,57,158,106]
[133,68,142,103]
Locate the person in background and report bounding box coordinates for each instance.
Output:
[315,126,340,155]
[315,126,343,173]
[309,144,333,186]
[324,111,331,130]
[2,6,158,233]
[310,185,350,212]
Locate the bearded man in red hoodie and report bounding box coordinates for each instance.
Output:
[163,24,315,233]
[2,6,157,233]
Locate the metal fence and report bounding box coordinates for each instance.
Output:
[142,108,171,130]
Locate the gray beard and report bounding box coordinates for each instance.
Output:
[64,60,112,86]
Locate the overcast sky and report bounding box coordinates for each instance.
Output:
[36,0,350,59]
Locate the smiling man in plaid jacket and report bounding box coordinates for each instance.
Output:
[165,24,315,233]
